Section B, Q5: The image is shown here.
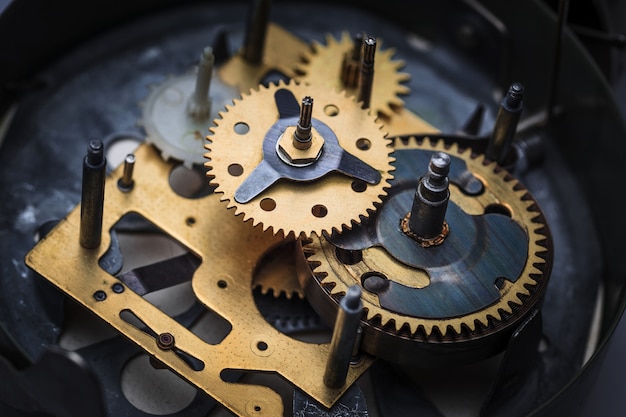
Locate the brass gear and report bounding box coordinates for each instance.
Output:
[298,137,553,366]
[252,238,305,299]
[295,31,410,118]
[204,79,395,238]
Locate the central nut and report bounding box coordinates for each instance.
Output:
[277,125,325,165]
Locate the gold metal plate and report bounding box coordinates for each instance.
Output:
[25,142,373,417]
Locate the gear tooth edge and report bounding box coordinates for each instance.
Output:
[530,262,545,276]
[363,307,375,322]
[497,301,513,317]
[306,257,321,273]
[406,135,421,147]
[328,281,346,297]
[445,323,462,336]
[511,291,527,306]
[218,191,233,205]
[463,320,477,333]
[388,97,406,109]
[476,315,491,329]
[423,323,436,338]
[448,141,461,154]
[398,73,411,83]
[272,226,290,239]
[310,39,324,52]
[406,321,419,335]
[433,137,446,149]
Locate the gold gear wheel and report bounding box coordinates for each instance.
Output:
[295,31,410,118]
[299,137,552,365]
[205,79,395,238]
[253,239,305,299]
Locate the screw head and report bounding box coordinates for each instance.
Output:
[157,332,175,350]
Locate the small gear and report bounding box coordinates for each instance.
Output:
[204,79,395,238]
[298,137,553,366]
[139,47,239,168]
[252,239,305,299]
[295,31,410,118]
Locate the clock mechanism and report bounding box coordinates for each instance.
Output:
[1,1,625,416]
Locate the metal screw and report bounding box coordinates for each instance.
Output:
[157,332,175,351]
[117,154,135,192]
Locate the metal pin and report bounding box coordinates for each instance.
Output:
[324,285,363,389]
[242,0,271,65]
[117,154,135,192]
[186,47,214,120]
[293,96,313,150]
[341,32,364,88]
[408,152,451,240]
[80,140,106,249]
[357,36,376,110]
[486,82,524,165]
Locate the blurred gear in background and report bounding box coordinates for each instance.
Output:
[0,0,625,417]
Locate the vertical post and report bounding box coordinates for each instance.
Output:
[80,140,106,249]
[324,285,363,389]
[242,0,271,65]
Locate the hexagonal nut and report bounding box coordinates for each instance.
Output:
[277,126,324,165]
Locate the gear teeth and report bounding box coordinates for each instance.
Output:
[254,283,305,300]
[299,137,552,350]
[205,79,394,238]
[295,31,411,117]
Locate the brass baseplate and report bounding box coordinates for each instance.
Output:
[25,142,374,417]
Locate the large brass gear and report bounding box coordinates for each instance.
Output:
[298,137,553,367]
[205,79,395,238]
[295,31,410,118]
